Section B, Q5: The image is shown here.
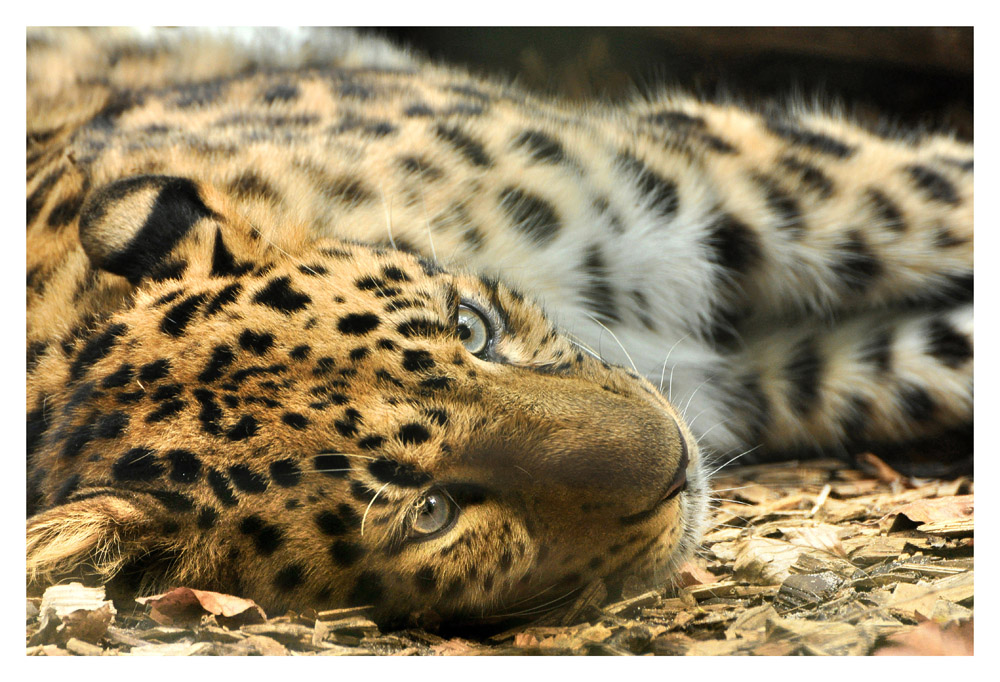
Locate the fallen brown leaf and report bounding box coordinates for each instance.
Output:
[136,587,267,627]
[883,495,974,533]
[875,620,973,656]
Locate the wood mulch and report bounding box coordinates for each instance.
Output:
[25,455,973,656]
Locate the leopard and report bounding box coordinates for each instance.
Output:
[26,28,973,624]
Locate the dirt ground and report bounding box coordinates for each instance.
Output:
[26,454,973,656]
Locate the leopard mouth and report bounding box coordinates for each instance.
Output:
[658,432,689,504]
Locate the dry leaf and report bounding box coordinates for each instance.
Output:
[883,495,974,533]
[733,537,802,585]
[137,587,266,627]
[875,620,973,656]
[782,524,847,557]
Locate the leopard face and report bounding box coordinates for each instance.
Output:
[26,175,707,621]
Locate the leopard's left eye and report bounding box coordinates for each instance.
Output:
[456,304,491,355]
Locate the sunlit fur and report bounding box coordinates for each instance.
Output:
[27,28,970,621]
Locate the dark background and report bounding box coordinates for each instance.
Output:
[369,27,972,140]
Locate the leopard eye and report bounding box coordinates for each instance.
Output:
[410,491,455,537]
[456,304,490,355]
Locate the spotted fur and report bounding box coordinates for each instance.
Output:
[26,28,972,621]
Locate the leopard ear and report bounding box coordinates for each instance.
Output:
[26,495,161,589]
[78,174,221,285]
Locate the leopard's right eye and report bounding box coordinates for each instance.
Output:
[456,304,491,356]
[409,490,456,538]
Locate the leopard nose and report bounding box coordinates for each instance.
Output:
[463,375,690,509]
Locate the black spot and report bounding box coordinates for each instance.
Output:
[314,510,345,537]
[151,384,182,402]
[289,344,311,360]
[298,264,328,277]
[209,228,254,278]
[617,152,679,218]
[139,359,171,383]
[375,370,405,388]
[282,412,309,430]
[274,564,305,592]
[326,177,375,205]
[166,449,201,483]
[95,411,129,439]
[404,103,434,117]
[424,408,448,426]
[831,230,883,292]
[207,468,238,506]
[263,83,300,103]
[313,357,337,375]
[754,173,804,235]
[269,459,301,487]
[420,376,452,391]
[398,155,443,181]
[580,244,619,325]
[314,453,350,477]
[350,480,387,505]
[512,129,566,164]
[865,188,906,232]
[80,176,217,285]
[368,457,431,487]
[227,464,268,494]
[193,388,223,435]
[926,318,972,368]
[397,318,448,338]
[355,275,386,292]
[146,399,185,423]
[435,124,493,167]
[861,328,893,373]
[60,423,94,459]
[253,276,312,314]
[197,506,219,529]
[112,447,163,482]
[705,212,761,274]
[779,155,834,199]
[69,323,128,381]
[415,565,437,593]
[101,363,134,389]
[226,415,259,441]
[358,435,386,451]
[348,347,370,362]
[348,571,384,607]
[402,349,435,372]
[240,514,284,555]
[27,167,66,226]
[46,191,86,229]
[161,293,208,337]
[148,489,195,513]
[766,118,856,158]
[785,338,822,415]
[204,282,244,317]
[198,345,235,383]
[498,187,561,245]
[152,290,183,308]
[335,415,359,438]
[382,266,410,283]
[330,540,365,567]
[905,165,960,205]
[239,330,274,356]
[398,423,431,445]
[338,313,381,335]
[899,384,936,422]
